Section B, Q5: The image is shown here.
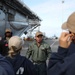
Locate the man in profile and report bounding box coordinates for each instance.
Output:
[47,12,75,75]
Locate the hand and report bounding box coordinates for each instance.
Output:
[59,32,72,48]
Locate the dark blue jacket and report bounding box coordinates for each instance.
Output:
[48,42,75,75]
[0,66,8,75]
[0,54,14,75]
[0,38,9,56]
[6,54,37,75]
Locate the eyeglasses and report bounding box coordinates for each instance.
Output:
[69,31,75,40]
[69,31,75,35]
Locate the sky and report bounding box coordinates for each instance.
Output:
[21,0,75,37]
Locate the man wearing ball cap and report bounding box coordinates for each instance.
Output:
[48,12,75,75]
[0,28,13,56]
[26,31,52,75]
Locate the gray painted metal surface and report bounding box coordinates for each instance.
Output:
[0,0,41,38]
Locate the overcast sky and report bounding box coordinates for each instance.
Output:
[21,0,75,37]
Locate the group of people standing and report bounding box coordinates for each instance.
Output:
[0,12,75,75]
[0,28,52,75]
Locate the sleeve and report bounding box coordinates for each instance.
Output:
[48,46,68,68]
[0,59,15,75]
[67,42,75,56]
[46,44,52,59]
[47,46,69,75]
[26,45,32,59]
[0,66,8,75]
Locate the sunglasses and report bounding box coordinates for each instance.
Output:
[69,31,75,35]
[69,31,75,39]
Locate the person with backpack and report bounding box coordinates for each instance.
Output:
[6,36,37,75]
